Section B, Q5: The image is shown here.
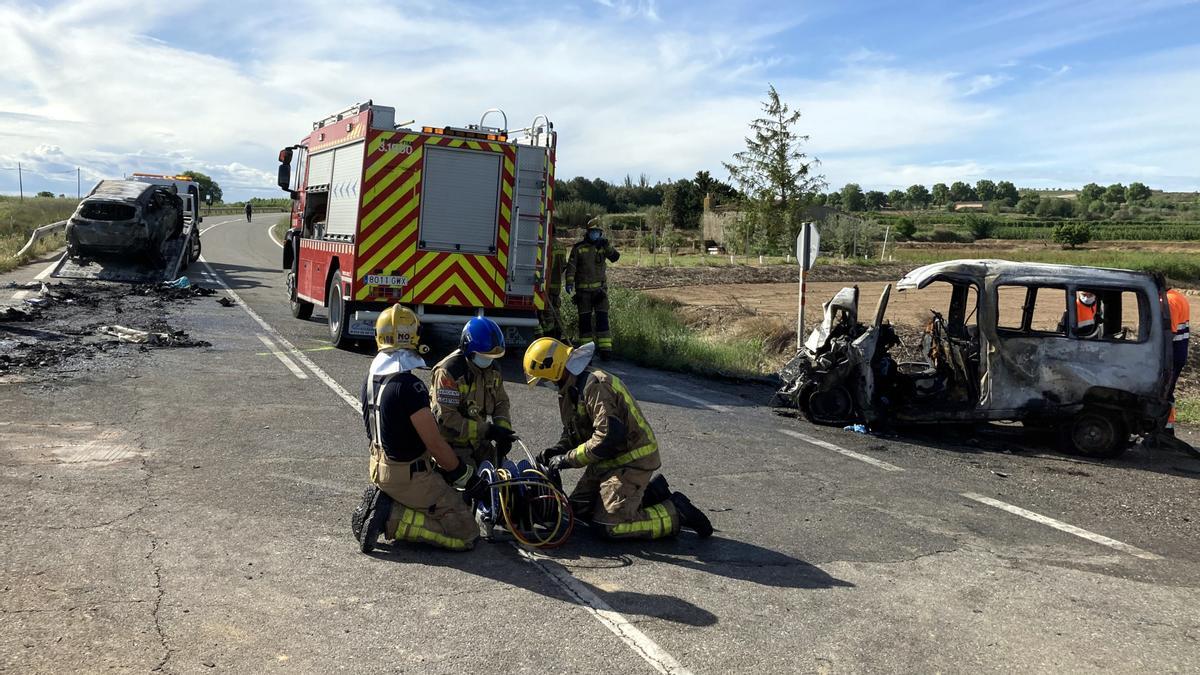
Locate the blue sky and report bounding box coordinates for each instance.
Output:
[1,0,1197,200]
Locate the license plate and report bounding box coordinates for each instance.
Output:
[365,274,407,286]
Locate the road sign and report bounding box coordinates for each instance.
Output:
[796,222,819,348]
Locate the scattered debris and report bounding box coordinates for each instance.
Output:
[217,297,236,307]
[843,424,869,434]
[991,471,1010,478]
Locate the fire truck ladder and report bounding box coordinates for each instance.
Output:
[508,127,552,298]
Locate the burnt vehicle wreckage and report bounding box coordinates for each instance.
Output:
[775,259,1184,458]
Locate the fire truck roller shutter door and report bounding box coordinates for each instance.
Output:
[419,147,501,255]
[325,142,366,237]
[307,150,334,189]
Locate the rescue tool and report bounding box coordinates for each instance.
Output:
[278,101,559,349]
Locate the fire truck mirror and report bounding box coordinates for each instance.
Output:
[276,163,291,192]
[278,148,294,164]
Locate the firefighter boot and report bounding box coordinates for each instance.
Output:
[353,485,394,554]
[640,474,672,508]
[669,492,713,538]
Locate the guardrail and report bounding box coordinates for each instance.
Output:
[202,207,289,215]
[13,220,67,261]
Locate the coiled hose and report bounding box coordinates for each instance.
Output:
[476,440,574,548]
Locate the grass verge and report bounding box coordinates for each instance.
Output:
[559,287,769,379]
[271,216,289,245]
[0,196,78,274]
[1176,398,1199,426]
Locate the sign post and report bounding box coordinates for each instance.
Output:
[796,222,820,349]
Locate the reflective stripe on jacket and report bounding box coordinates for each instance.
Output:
[429,350,511,448]
[565,240,619,290]
[1167,289,1191,341]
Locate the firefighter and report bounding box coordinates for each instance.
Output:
[1166,288,1191,435]
[244,202,252,222]
[1075,290,1100,338]
[430,317,519,466]
[565,221,620,359]
[352,305,484,553]
[524,337,713,539]
[536,224,569,339]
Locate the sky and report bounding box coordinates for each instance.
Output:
[1,0,1198,201]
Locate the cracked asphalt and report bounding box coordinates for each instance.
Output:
[2,215,1199,673]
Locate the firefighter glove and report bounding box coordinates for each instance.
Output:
[485,424,518,443]
[494,439,513,461]
[463,474,489,503]
[546,453,572,472]
[538,445,568,466]
[440,460,475,489]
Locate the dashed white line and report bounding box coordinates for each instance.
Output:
[778,428,905,472]
[256,333,308,379]
[517,549,694,675]
[962,492,1163,560]
[198,236,694,675]
[649,383,734,413]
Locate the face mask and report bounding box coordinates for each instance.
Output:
[587,230,601,242]
[472,355,494,368]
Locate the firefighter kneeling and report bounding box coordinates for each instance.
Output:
[352,306,486,553]
[430,317,518,466]
[524,337,713,539]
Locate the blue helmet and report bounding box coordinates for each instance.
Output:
[460,317,505,358]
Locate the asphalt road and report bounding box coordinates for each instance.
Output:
[2,215,1199,673]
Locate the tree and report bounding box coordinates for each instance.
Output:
[949,181,977,202]
[906,184,931,209]
[723,84,824,253]
[691,170,737,205]
[931,183,950,205]
[963,214,995,239]
[887,189,906,208]
[995,180,1019,206]
[662,179,703,229]
[865,190,887,210]
[841,184,866,212]
[1103,183,1126,204]
[35,190,55,198]
[1036,197,1075,218]
[1016,191,1040,215]
[975,179,997,202]
[1126,181,1151,202]
[825,191,842,209]
[1080,182,1105,203]
[895,217,917,239]
[180,171,222,204]
[1053,222,1092,249]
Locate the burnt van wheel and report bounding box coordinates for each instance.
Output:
[1064,410,1128,459]
[327,274,350,349]
[806,387,855,425]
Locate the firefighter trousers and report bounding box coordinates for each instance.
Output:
[369,446,478,551]
[569,465,680,539]
[575,289,612,353]
[536,294,563,339]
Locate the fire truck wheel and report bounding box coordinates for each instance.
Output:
[327,273,351,348]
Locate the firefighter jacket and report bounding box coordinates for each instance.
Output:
[555,367,661,472]
[430,350,512,449]
[546,240,568,298]
[566,238,620,291]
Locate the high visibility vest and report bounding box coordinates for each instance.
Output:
[1167,289,1191,341]
[1076,300,1096,330]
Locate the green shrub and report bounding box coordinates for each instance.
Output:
[1052,222,1092,249]
[894,217,916,240]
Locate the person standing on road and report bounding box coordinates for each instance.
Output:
[536,223,568,340]
[565,219,620,360]
[429,317,518,466]
[244,202,253,222]
[1166,288,1191,435]
[524,337,713,539]
[352,306,484,553]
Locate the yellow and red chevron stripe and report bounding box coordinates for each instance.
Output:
[352,131,516,308]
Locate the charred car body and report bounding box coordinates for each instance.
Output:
[66,180,184,262]
[776,260,1175,458]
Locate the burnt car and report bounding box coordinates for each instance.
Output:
[66,180,184,262]
[776,259,1176,458]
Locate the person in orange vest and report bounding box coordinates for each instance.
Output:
[1075,290,1100,338]
[1165,288,1191,435]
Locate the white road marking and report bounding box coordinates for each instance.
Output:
[778,428,905,472]
[256,333,308,379]
[268,222,284,248]
[199,226,694,675]
[517,549,694,675]
[649,383,733,413]
[962,492,1163,560]
[197,257,361,409]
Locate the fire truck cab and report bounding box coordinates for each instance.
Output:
[277,101,557,349]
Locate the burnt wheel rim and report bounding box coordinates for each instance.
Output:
[1072,415,1116,454]
[809,387,853,422]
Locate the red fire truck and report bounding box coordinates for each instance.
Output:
[276,101,557,348]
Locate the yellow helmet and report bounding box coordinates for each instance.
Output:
[375,305,421,352]
[524,337,572,386]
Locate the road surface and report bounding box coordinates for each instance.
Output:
[2,215,1198,673]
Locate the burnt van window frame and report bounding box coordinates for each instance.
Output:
[1069,286,1150,343]
[994,284,1069,338]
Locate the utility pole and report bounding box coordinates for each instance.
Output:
[17,161,22,201]
[77,167,81,199]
